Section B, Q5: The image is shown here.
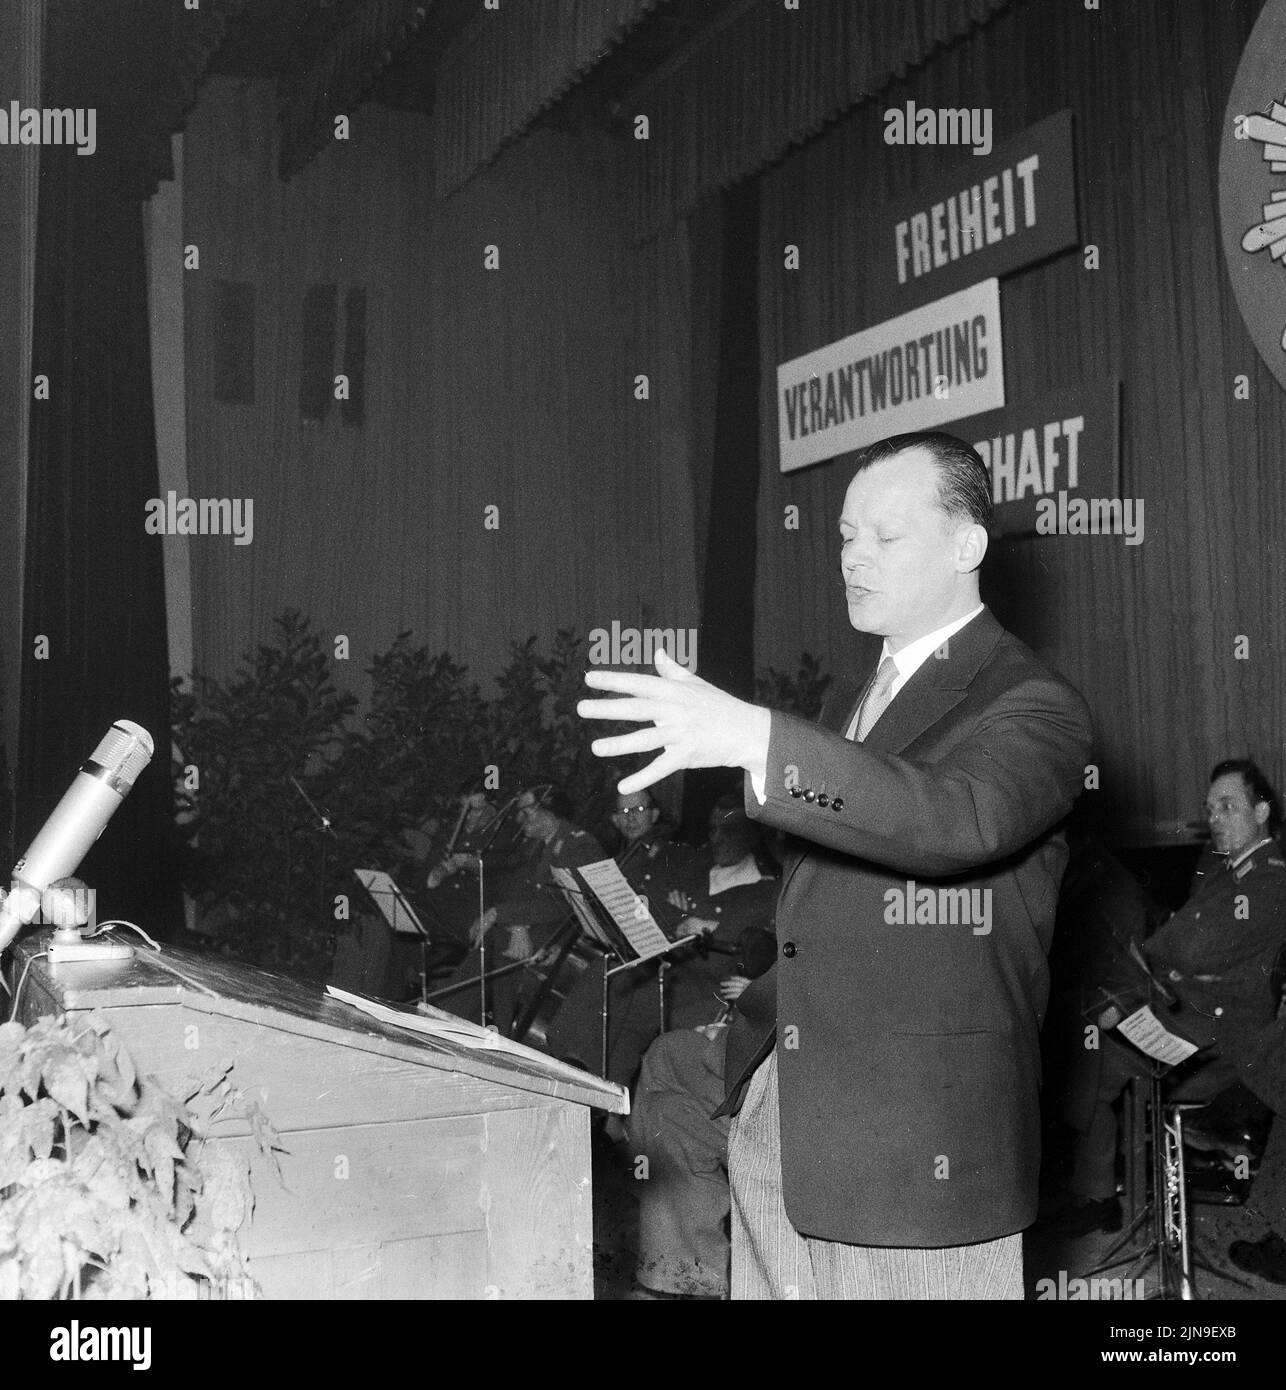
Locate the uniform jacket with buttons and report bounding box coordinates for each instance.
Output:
[1143,845,1286,1061]
[420,819,525,937]
[721,607,1093,1248]
[621,835,700,917]
[490,824,604,929]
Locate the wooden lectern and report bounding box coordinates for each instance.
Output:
[8,930,626,1299]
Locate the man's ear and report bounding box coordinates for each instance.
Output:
[954,522,989,573]
[1255,799,1271,828]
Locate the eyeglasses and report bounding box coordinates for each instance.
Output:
[616,804,652,815]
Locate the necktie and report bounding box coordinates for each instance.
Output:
[849,656,898,741]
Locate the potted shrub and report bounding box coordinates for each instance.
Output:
[0,1010,279,1299]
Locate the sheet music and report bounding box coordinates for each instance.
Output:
[325,986,628,1106]
[1117,1004,1200,1065]
[576,859,673,961]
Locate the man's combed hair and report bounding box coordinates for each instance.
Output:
[858,430,994,531]
[1210,757,1283,835]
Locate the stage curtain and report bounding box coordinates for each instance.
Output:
[753,0,1283,843]
[18,3,189,932]
[278,0,435,179]
[680,179,762,840]
[631,0,1012,239]
[0,2,43,872]
[431,0,664,197]
[182,79,699,702]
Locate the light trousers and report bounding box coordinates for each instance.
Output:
[728,1051,1024,1299]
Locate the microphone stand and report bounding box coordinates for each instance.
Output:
[423,797,573,1027]
[468,794,522,1028]
[290,775,339,943]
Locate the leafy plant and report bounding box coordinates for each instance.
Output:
[333,634,493,873]
[755,650,833,721]
[172,611,358,976]
[0,1012,280,1300]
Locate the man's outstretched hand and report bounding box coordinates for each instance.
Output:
[577,649,771,794]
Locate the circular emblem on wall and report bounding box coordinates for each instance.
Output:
[1220,0,1286,392]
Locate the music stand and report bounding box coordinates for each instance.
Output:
[290,774,337,930]
[354,868,436,1004]
[597,951,689,1079]
[521,861,695,1075]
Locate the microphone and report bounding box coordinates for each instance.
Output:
[0,720,154,954]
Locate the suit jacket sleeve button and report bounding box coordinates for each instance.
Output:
[816,793,829,807]
[831,797,844,812]
[803,789,816,802]
[789,784,803,798]
[782,941,797,958]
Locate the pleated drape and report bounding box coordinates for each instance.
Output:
[21,141,179,931]
[278,0,434,179]
[182,79,699,700]
[430,0,663,197]
[631,0,1012,239]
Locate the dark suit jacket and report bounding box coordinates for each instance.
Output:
[723,608,1093,1248]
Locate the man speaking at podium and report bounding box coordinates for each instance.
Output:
[579,431,1093,1299]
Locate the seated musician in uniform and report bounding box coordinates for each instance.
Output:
[371,781,524,999]
[1146,760,1286,1101]
[1059,759,1286,1234]
[420,782,525,943]
[435,784,603,1034]
[659,793,778,1032]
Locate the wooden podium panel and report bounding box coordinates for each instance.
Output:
[8,931,626,1300]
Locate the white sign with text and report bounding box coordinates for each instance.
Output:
[777,279,1005,473]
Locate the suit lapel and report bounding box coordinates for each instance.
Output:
[862,674,967,756]
[863,608,1003,755]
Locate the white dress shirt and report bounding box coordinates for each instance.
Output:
[843,603,985,738]
[753,604,986,802]
[708,853,770,895]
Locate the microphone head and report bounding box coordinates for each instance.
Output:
[86,720,154,791]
